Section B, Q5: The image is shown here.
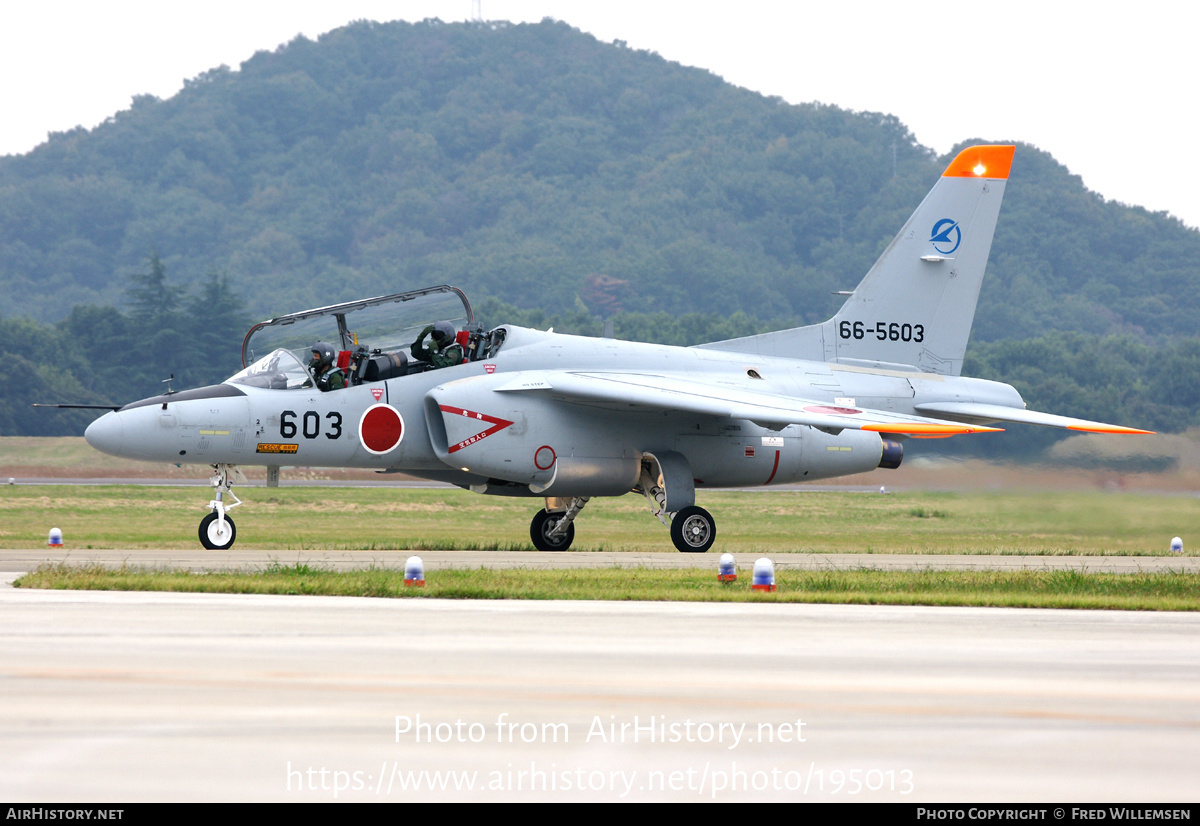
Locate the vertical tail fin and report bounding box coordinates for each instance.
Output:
[699,145,1014,376]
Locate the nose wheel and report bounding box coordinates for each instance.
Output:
[199,512,237,550]
[670,505,715,553]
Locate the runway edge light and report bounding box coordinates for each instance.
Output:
[48,527,62,547]
[718,553,737,583]
[404,555,425,587]
[1171,537,1183,554]
[752,557,776,592]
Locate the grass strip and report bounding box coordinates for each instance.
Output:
[4,486,1198,554]
[15,563,1200,611]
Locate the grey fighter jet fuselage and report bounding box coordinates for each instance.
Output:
[82,145,1151,552]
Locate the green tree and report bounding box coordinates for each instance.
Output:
[181,273,252,386]
[126,251,184,326]
[0,315,98,436]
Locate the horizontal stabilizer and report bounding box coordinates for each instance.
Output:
[914,402,1154,434]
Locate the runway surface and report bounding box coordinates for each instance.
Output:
[2,566,1199,801]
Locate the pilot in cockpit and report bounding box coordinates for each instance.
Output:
[309,342,346,391]
[411,321,463,369]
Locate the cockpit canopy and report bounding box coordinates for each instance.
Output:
[240,285,474,370]
[226,348,311,389]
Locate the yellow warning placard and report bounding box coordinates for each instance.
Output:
[256,443,298,454]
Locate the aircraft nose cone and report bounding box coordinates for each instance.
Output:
[85,412,124,457]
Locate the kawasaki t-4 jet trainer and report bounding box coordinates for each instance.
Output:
[83,145,1151,551]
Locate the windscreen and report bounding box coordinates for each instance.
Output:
[225,349,312,389]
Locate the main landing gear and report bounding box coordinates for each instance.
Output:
[527,496,717,553]
[530,497,588,552]
[670,505,716,553]
[640,454,716,553]
[199,464,244,550]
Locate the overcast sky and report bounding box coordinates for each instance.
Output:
[2,1,1196,229]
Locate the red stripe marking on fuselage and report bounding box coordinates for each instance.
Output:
[438,405,515,453]
[764,449,781,485]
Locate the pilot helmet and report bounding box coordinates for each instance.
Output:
[430,321,456,349]
[309,341,336,371]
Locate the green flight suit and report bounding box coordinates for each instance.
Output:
[411,325,463,369]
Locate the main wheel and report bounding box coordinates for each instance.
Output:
[530,508,574,552]
[670,505,715,553]
[199,512,236,550]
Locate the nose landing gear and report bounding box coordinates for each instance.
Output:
[200,464,244,550]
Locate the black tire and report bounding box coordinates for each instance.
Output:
[671,505,715,553]
[530,508,574,552]
[199,512,236,550]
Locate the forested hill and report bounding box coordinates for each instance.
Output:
[1,17,1197,342]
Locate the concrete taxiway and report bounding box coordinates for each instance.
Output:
[3,547,1198,574]
[2,561,1199,801]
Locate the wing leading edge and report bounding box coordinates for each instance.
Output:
[492,371,1002,435]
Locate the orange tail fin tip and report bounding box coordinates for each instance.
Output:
[942,145,1015,179]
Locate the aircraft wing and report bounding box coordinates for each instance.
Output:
[492,371,1002,435]
[913,402,1154,434]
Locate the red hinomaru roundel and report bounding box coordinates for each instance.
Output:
[359,403,404,454]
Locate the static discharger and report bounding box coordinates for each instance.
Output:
[48,527,62,547]
[718,553,737,583]
[1171,537,1184,554]
[404,555,425,587]
[752,557,776,592]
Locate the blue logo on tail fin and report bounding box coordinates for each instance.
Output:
[930,219,961,255]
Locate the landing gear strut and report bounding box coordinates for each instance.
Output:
[638,452,717,553]
[200,464,243,550]
[530,497,588,552]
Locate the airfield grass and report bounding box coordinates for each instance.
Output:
[10,485,1199,608]
[1,484,1197,555]
[14,562,1200,611]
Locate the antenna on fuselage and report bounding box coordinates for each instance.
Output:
[162,373,175,395]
